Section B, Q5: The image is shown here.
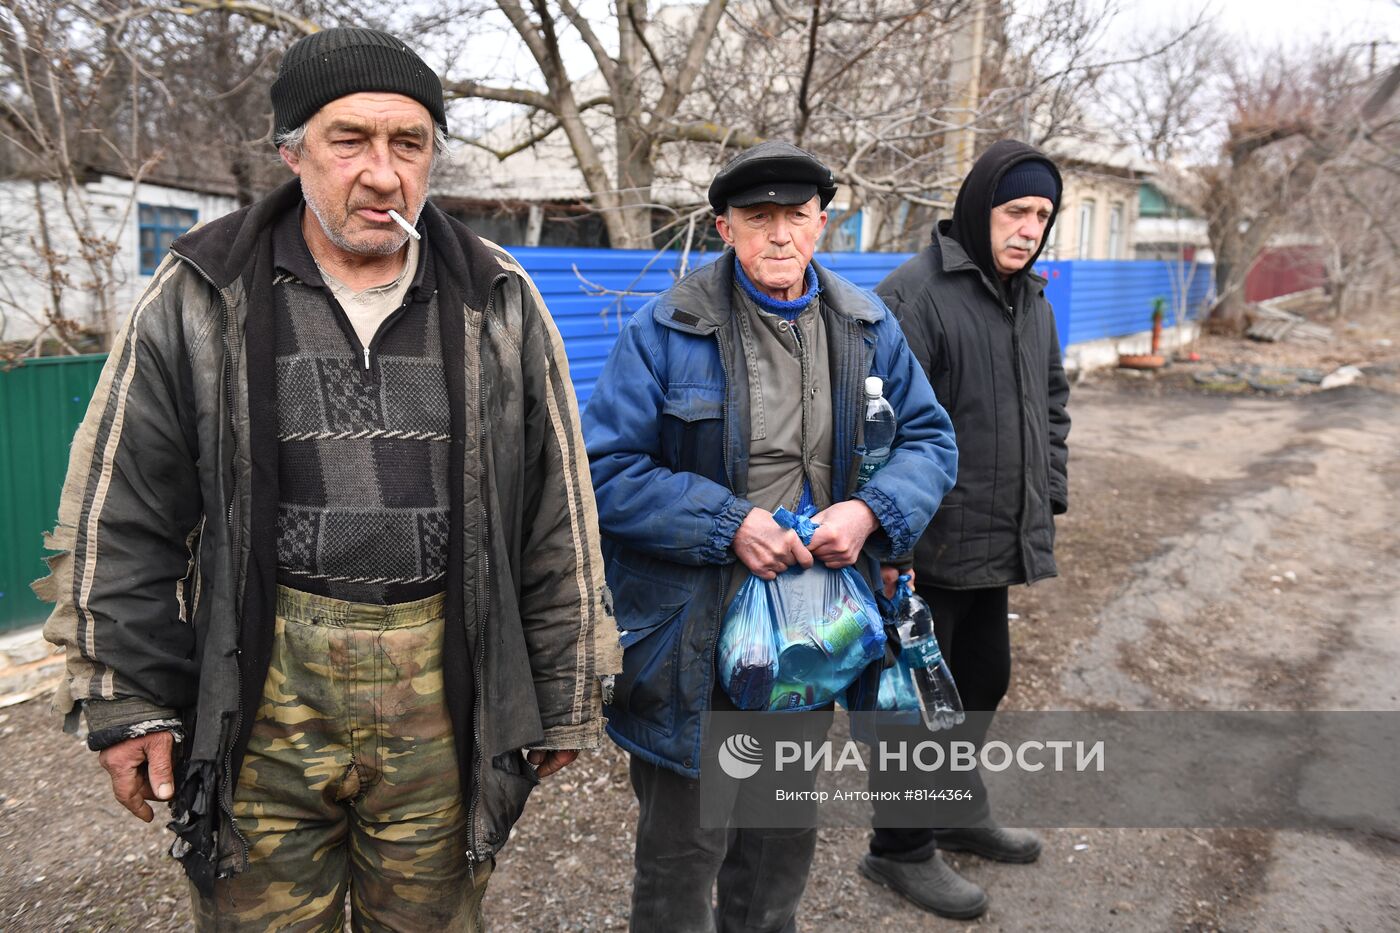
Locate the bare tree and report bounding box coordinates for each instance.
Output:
[1200,49,1399,329]
[0,0,164,353]
[1097,19,1227,162]
[0,0,1226,314]
[1107,26,1400,332]
[438,0,735,249]
[447,0,1203,251]
[1295,61,1400,319]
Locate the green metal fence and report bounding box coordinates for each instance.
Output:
[0,354,107,633]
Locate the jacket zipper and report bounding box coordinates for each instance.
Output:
[708,323,735,761]
[842,319,864,499]
[795,318,811,506]
[175,251,252,870]
[1008,299,1034,579]
[468,274,507,860]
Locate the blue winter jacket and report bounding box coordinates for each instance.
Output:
[582,252,958,777]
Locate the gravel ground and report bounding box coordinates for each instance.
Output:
[2,320,1398,932]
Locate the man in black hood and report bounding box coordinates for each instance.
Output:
[859,140,1071,919]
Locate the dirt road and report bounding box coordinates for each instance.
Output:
[2,360,1397,931]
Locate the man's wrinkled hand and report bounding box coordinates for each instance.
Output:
[97,731,175,823]
[808,500,880,568]
[732,508,814,580]
[527,748,579,779]
[881,565,914,599]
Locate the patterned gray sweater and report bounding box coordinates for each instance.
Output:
[271,211,449,604]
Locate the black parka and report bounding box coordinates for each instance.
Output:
[877,141,1071,588]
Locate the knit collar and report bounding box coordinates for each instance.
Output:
[734,261,820,320]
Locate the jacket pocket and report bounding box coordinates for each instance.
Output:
[475,750,539,856]
[660,384,725,478]
[608,551,694,736]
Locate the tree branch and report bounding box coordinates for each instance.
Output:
[650,0,729,124]
[654,120,765,147]
[453,94,612,159]
[625,0,667,80]
[793,0,821,146]
[495,0,558,76]
[100,0,319,36]
[556,0,617,91]
[442,79,554,111]
[809,0,950,105]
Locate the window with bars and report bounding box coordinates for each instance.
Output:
[138,204,198,274]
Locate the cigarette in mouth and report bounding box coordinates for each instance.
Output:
[387,209,421,240]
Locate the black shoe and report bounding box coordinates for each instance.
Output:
[933,825,1042,863]
[858,852,989,920]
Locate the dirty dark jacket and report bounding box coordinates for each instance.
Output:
[878,214,1070,589]
[38,180,621,892]
[582,251,958,777]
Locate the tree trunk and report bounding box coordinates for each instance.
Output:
[609,0,656,250]
[1205,190,1272,334]
[1208,262,1251,333]
[230,150,256,208]
[611,138,657,249]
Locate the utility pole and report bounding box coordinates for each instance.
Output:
[946,0,986,194]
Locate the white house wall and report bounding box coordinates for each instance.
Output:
[0,176,237,345]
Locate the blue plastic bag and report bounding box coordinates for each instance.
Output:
[718,507,886,711]
[876,573,920,720]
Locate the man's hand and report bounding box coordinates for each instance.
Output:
[527,749,579,779]
[881,566,915,599]
[808,500,881,568]
[732,508,814,580]
[97,731,175,823]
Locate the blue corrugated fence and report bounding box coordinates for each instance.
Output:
[1039,259,1212,347]
[514,247,1212,406]
[0,249,1211,631]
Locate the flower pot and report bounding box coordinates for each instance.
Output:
[1118,353,1167,370]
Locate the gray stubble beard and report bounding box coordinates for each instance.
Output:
[303,183,431,258]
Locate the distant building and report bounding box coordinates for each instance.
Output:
[0,173,237,346]
[441,117,1167,258]
[1034,136,1148,262]
[1133,180,1213,264]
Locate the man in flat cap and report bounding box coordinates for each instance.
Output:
[860,140,1071,919]
[582,140,958,931]
[40,26,618,930]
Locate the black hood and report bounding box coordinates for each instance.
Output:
[944,139,1062,285]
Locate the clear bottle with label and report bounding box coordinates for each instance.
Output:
[856,376,896,488]
[893,574,965,731]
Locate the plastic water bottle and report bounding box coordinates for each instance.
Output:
[894,575,965,731]
[856,376,896,488]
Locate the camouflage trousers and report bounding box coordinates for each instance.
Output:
[192,586,490,932]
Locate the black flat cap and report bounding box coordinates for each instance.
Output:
[708,141,837,213]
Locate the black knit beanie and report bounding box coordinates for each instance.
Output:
[270,27,447,140]
[991,159,1060,207]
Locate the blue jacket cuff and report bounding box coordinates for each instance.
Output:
[853,486,913,558]
[702,495,754,564]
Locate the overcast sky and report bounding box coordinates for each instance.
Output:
[438,0,1400,136]
[1105,0,1399,50]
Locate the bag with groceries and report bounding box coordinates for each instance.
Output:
[717,507,886,711]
